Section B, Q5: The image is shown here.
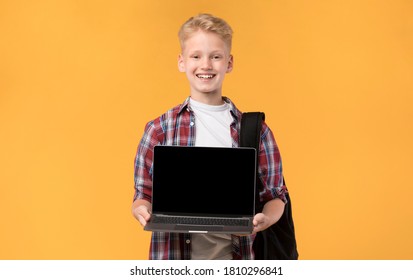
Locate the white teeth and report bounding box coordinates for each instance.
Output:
[197,74,214,79]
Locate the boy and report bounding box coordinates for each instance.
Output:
[132,13,287,260]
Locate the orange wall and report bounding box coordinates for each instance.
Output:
[1,0,412,259]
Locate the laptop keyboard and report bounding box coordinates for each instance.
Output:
[151,216,249,226]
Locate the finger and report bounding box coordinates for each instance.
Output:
[253,223,259,231]
[137,215,147,227]
[137,205,150,217]
[137,212,151,226]
[253,213,265,226]
[138,210,150,221]
[135,206,151,226]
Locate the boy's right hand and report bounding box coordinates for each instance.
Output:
[132,201,152,227]
[135,205,151,227]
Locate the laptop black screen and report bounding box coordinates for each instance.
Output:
[151,145,256,217]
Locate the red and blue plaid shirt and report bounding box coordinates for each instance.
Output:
[133,96,286,260]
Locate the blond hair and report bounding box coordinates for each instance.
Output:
[178,13,233,52]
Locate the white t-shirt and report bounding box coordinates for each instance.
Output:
[190,98,233,148]
[189,97,233,260]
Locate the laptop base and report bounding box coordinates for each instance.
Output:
[145,221,253,234]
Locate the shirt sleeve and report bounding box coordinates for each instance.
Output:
[257,121,287,204]
[133,120,160,203]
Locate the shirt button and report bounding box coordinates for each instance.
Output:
[186,239,191,244]
[190,122,194,126]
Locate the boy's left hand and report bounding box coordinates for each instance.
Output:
[252,213,270,234]
[235,213,269,237]
[237,198,285,236]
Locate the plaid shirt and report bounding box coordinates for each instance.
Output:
[133,96,286,260]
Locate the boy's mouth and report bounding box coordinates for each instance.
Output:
[196,74,216,79]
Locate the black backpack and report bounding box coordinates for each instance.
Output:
[240,112,299,260]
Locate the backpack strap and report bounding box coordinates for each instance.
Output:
[240,112,265,214]
[240,112,265,152]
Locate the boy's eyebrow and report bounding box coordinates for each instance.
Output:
[185,49,227,55]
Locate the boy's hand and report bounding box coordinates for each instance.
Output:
[135,205,151,227]
[252,213,270,234]
[252,198,285,234]
[132,201,151,227]
[237,198,285,236]
[235,213,270,237]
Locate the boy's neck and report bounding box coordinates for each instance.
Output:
[190,92,224,105]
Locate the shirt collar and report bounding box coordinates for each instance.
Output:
[178,96,241,121]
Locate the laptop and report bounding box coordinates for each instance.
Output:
[144,145,257,234]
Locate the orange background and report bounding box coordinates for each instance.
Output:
[1,0,412,259]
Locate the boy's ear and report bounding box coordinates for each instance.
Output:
[178,54,185,72]
[226,55,234,73]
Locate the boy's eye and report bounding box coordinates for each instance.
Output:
[212,55,222,60]
[192,55,200,59]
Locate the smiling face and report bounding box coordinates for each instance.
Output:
[178,30,233,105]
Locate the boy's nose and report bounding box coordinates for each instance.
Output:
[201,58,213,70]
